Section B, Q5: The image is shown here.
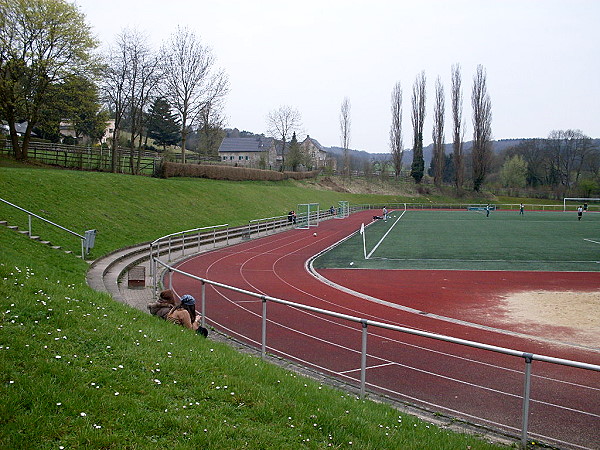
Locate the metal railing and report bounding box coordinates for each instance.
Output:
[154,257,600,448]
[0,197,94,259]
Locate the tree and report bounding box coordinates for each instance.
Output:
[339,97,352,177]
[547,129,594,190]
[147,98,180,151]
[161,26,229,164]
[197,100,226,158]
[389,82,404,178]
[410,71,426,183]
[122,29,162,174]
[500,155,528,190]
[432,76,445,187]
[286,132,306,172]
[451,64,465,190]
[471,64,493,191]
[0,0,97,160]
[266,105,302,171]
[59,74,109,145]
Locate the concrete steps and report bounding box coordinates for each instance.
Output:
[0,219,83,258]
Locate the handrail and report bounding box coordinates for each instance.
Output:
[153,256,600,448]
[0,197,91,258]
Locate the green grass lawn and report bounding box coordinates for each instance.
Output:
[0,164,506,449]
[314,209,600,271]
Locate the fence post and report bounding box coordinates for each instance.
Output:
[261,296,267,359]
[201,281,206,328]
[521,353,533,448]
[360,319,368,398]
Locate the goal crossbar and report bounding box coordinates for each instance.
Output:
[563,198,600,211]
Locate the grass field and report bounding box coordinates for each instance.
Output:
[314,209,600,271]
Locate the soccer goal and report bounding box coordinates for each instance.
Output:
[296,203,320,229]
[563,198,600,212]
[335,200,350,219]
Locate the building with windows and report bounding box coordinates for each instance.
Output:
[300,135,335,171]
[217,136,277,168]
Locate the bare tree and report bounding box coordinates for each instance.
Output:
[340,97,352,177]
[102,32,133,172]
[389,82,404,178]
[432,76,445,187]
[161,26,229,164]
[123,29,162,174]
[450,64,465,190]
[471,64,492,191]
[547,129,594,190]
[410,71,427,183]
[266,105,302,171]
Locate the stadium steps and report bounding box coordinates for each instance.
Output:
[0,218,83,258]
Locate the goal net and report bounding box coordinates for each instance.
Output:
[335,201,349,219]
[563,198,600,212]
[296,203,320,229]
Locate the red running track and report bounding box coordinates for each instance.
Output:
[168,209,600,449]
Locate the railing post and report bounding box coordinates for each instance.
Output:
[181,232,186,257]
[201,281,206,328]
[261,296,267,359]
[360,319,368,398]
[521,353,533,448]
[168,236,172,261]
[28,214,32,236]
[226,226,229,245]
[168,268,173,290]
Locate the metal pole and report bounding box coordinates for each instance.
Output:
[360,319,368,398]
[181,233,185,257]
[261,297,267,359]
[521,353,533,448]
[28,214,32,236]
[168,268,173,290]
[201,281,206,328]
[168,236,172,261]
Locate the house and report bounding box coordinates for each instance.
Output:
[59,119,114,144]
[217,136,278,168]
[300,135,335,171]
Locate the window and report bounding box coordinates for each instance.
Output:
[239,155,243,160]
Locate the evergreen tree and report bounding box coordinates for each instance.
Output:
[286,132,304,171]
[147,98,180,151]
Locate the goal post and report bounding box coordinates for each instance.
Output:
[336,201,349,219]
[296,203,320,229]
[563,198,600,212]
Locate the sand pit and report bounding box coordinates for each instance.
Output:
[502,290,600,347]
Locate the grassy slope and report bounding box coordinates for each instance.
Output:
[0,164,505,449]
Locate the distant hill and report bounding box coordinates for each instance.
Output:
[326,138,556,167]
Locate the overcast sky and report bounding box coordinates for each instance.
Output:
[75,0,599,153]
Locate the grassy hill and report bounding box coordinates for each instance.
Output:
[0,162,505,449]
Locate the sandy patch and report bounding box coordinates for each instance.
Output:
[502,290,600,347]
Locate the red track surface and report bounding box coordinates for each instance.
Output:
[169,209,600,449]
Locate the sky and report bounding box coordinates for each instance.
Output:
[75,0,599,153]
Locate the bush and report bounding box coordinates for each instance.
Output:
[159,161,320,181]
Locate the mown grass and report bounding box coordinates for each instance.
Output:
[0,162,507,448]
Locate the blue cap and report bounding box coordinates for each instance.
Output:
[180,294,196,306]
